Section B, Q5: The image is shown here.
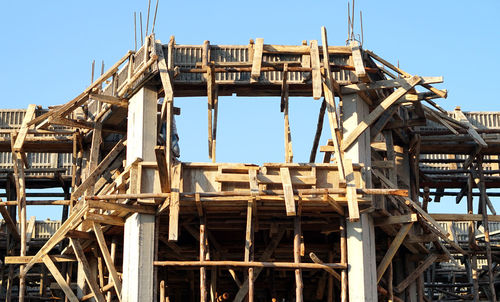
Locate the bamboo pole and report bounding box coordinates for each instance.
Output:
[477,156,497,301]
[200,217,207,302]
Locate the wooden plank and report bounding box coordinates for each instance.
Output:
[309,40,322,100]
[320,26,345,180]
[342,76,422,151]
[429,213,500,222]
[216,173,316,185]
[376,222,414,282]
[244,198,254,301]
[394,254,438,293]
[341,77,442,94]
[350,41,367,80]
[71,239,106,302]
[374,214,418,226]
[344,159,359,222]
[13,104,37,152]
[85,213,124,226]
[250,38,264,83]
[169,163,181,241]
[92,222,122,301]
[87,200,155,215]
[89,94,128,107]
[5,255,77,264]
[454,108,487,148]
[280,167,296,216]
[42,255,79,302]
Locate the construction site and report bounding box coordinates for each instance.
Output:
[0,7,500,301]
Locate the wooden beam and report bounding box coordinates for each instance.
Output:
[92,222,122,301]
[374,214,418,226]
[342,75,422,151]
[280,167,296,216]
[0,205,20,241]
[454,108,487,148]
[42,255,79,302]
[71,239,106,302]
[321,26,345,180]
[341,77,442,94]
[89,94,128,108]
[350,41,367,80]
[376,222,414,282]
[394,254,438,293]
[250,38,264,83]
[309,40,322,100]
[5,255,77,264]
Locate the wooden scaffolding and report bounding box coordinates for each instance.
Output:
[0,27,499,301]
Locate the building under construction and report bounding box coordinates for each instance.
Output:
[0,27,499,301]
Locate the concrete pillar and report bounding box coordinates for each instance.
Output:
[122,87,157,302]
[342,93,378,302]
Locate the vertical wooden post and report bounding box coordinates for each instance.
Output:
[294,213,303,302]
[467,175,479,302]
[245,198,255,302]
[12,147,27,302]
[477,156,497,301]
[200,216,207,302]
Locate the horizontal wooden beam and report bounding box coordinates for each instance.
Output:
[154,260,346,270]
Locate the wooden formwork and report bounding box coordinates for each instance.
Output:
[0,27,499,302]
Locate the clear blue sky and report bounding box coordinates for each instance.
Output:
[1,1,498,219]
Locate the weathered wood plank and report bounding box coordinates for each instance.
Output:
[309,40,322,100]
[250,38,264,83]
[376,222,414,282]
[71,239,106,302]
[280,167,296,216]
[13,104,37,152]
[42,255,79,302]
[92,222,122,301]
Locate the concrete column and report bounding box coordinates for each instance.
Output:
[342,93,378,302]
[122,87,157,302]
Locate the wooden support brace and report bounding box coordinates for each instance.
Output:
[42,255,79,302]
[92,222,122,301]
[376,222,414,282]
[71,239,106,302]
[394,254,438,293]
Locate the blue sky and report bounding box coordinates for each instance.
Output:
[1,1,498,219]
